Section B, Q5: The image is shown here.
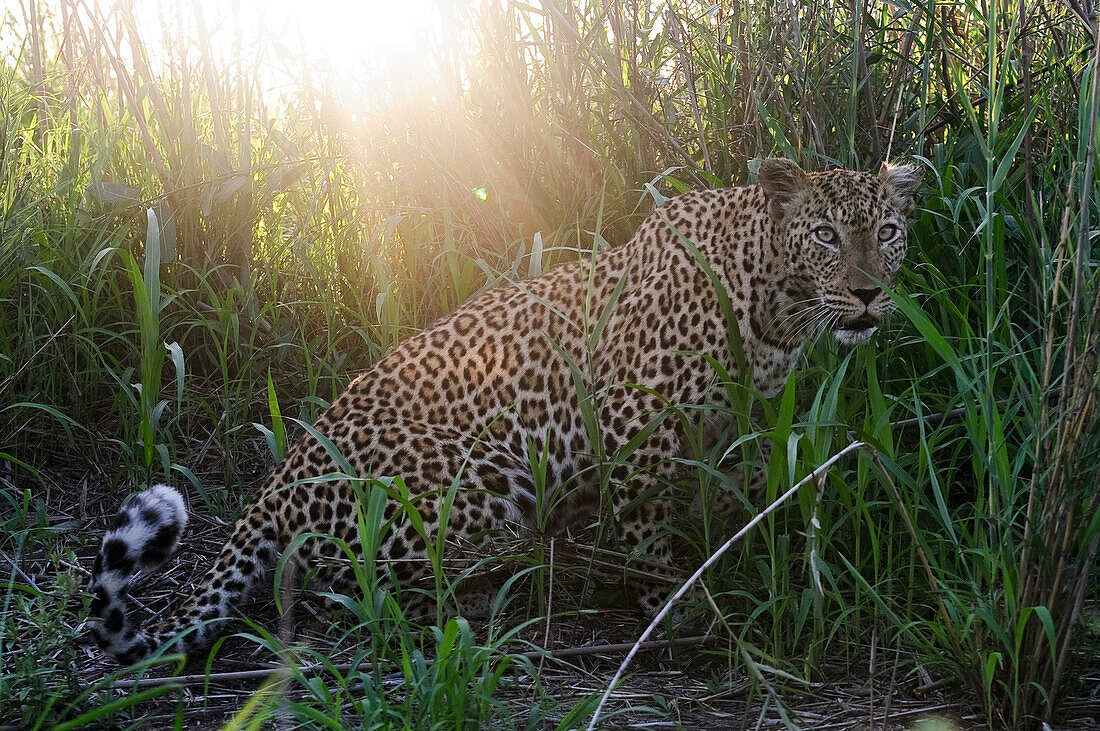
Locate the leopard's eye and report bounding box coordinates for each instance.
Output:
[877,224,899,243]
[813,225,838,248]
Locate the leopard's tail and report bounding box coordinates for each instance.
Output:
[89,483,289,664]
[88,484,187,664]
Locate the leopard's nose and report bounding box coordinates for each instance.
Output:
[849,287,881,305]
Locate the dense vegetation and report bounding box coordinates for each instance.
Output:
[1,0,1098,728]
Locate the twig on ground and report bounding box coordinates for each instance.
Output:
[107,634,717,690]
[2,550,39,592]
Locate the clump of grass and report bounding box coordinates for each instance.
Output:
[1,559,88,726]
[0,548,183,729]
[177,470,592,729]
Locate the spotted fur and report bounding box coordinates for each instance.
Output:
[88,160,921,662]
[88,485,187,663]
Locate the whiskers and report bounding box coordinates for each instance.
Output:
[769,296,837,351]
[773,295,823,321]
[779,307,839,352]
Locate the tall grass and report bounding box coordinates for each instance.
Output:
[1,0,1097,728]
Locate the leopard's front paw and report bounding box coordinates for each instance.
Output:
[633,579,715,635]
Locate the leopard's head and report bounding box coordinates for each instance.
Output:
[759,158,922,345]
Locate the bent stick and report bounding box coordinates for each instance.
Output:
[586,440,869,731]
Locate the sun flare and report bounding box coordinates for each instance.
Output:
[250,0,441,68]
[125,0,443,94]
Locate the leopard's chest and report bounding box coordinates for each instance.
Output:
[749,341,807,398]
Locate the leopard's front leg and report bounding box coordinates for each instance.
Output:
[704,449,770,519]
[610,471,678,615]
[598,391,692,615]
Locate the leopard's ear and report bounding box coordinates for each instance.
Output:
[879,162,922,215]
[758,158,808,221]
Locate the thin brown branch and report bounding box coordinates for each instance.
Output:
[108,633,717,690]
[865,450,963,657]
[0,315,74,397]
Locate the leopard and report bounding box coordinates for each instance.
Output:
[87,158,921,664]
